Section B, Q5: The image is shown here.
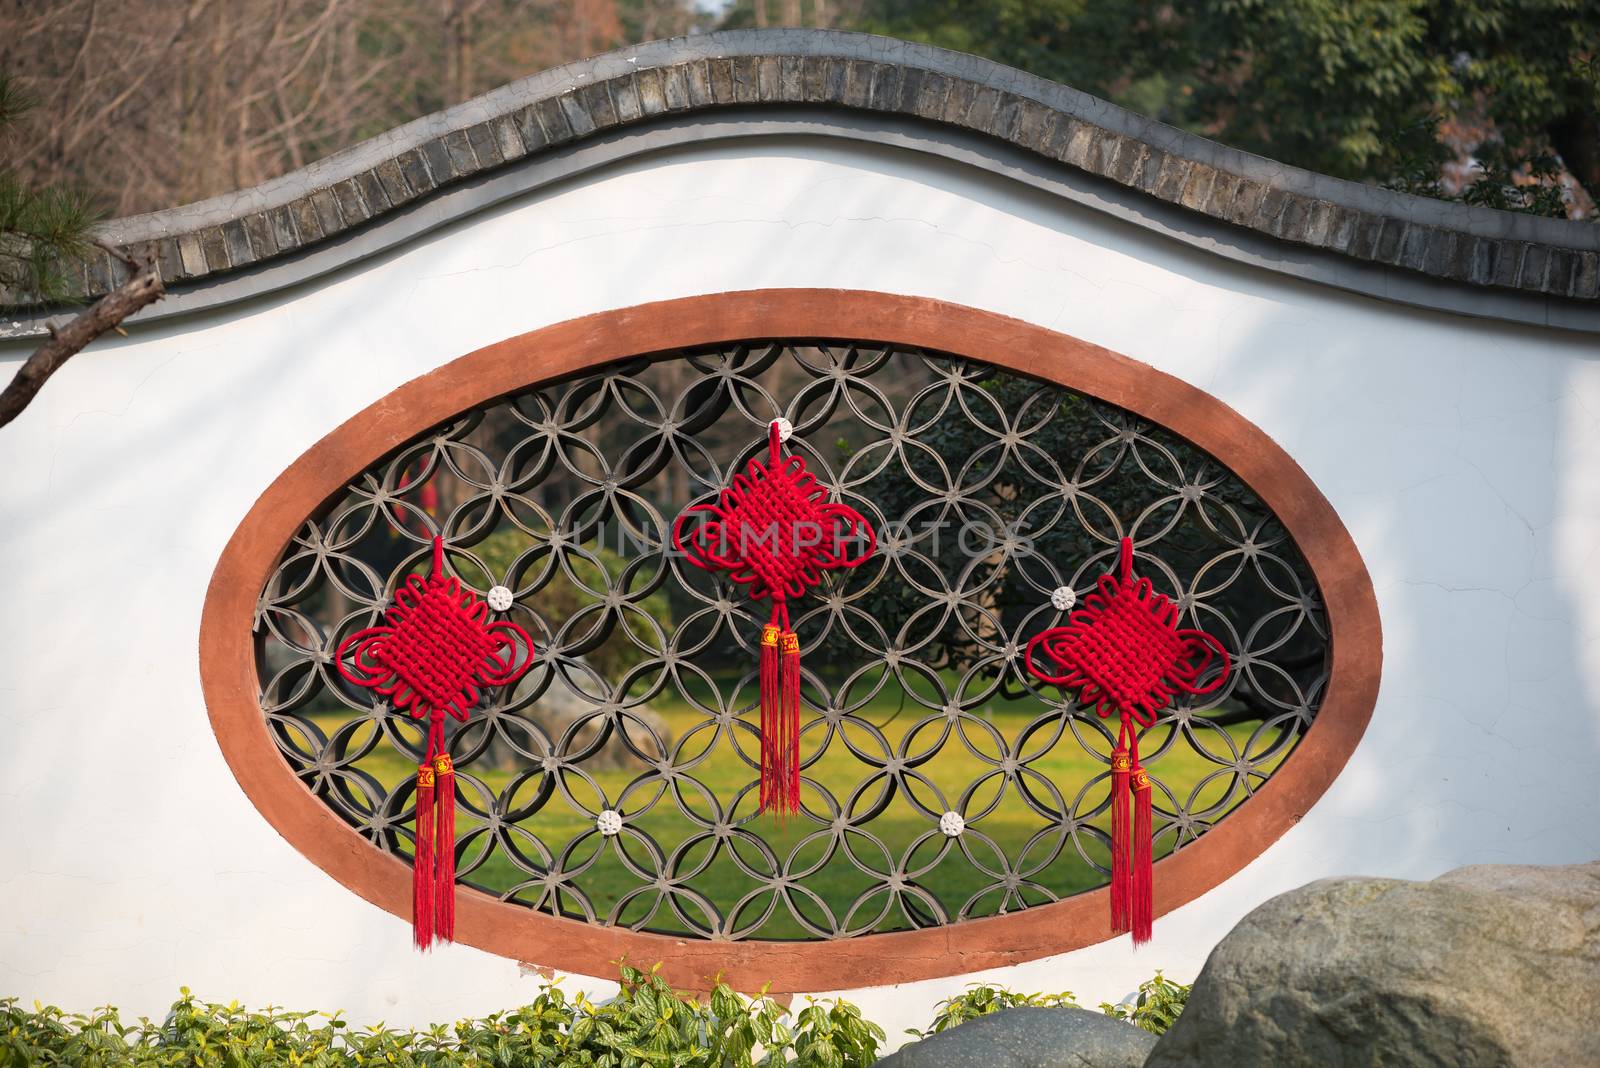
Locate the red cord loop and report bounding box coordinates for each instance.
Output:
[1024,539,1230,727]
[672,422,876,605]
[337,538,534,721]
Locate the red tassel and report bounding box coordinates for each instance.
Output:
[412,761,436,950]
[759,623,781,812]
[1109,724,1132,935]
[433,753,457,943]
[778,630,802,815]
[1131,756,1154,945]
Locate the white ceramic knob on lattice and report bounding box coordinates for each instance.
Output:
[596,809,623,837]
[486,585,515,611]
[771,416,794,442]
[939,811,965,837]
[1050,586,1077,611]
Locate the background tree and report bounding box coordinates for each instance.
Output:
[0,0,702,217]
[3,1,1593,219]
[857,0,1600,217]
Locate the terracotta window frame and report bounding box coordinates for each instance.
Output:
[200,289,1380,992]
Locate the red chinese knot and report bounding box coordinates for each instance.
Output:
[338,539,531,722]
[1025,537,1230,945]
[673,422,876,604]
[336,536,534,948]
[1026,539,1228,728]
[673,421,875,814]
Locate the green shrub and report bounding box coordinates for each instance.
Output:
[790,997,885,1068]
[913,971,1191,1041]
[0,966,1187,1066]
[914,983,1081,1038]
[0,966,880,1068]
[1098,972,1191,1035]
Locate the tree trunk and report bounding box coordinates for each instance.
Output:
[0,252,165,429]
[443,0,468,105]
[1549,110,1600,210]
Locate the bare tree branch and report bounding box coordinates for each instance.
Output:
[1,0,704,218]
[0,247,164,429]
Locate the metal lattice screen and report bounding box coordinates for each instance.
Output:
[255,342,1328,940]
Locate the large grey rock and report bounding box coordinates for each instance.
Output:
[528,681,672,771]
[877,1007,1157,1068]
[1146,860,1600,1067]
[486,675,672,772]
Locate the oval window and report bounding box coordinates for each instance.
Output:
[202,291,1379,990]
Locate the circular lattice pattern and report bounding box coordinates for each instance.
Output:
[253,341,1330,942]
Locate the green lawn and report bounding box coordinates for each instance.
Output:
[307,675,1294,940]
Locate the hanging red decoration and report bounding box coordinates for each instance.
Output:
[1025,537,1229,944]
[336,536,534,948]
[673,420,876,815]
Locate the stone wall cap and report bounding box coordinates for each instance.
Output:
[4,28,1597,328]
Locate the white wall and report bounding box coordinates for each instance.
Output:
[3,136,1597,1047]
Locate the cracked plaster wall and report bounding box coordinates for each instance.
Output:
[0,134,1596,1050]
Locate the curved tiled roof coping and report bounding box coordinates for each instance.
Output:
[3,28,1597,335]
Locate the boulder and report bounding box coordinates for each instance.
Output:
[1145,860,1600,1067]
[877,1007,1157,1068]
[486,677,673,772]
[531,682,672,771]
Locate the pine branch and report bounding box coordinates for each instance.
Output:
[0,73,35,128]
[0,244,165,429]
[1,71,101,303]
